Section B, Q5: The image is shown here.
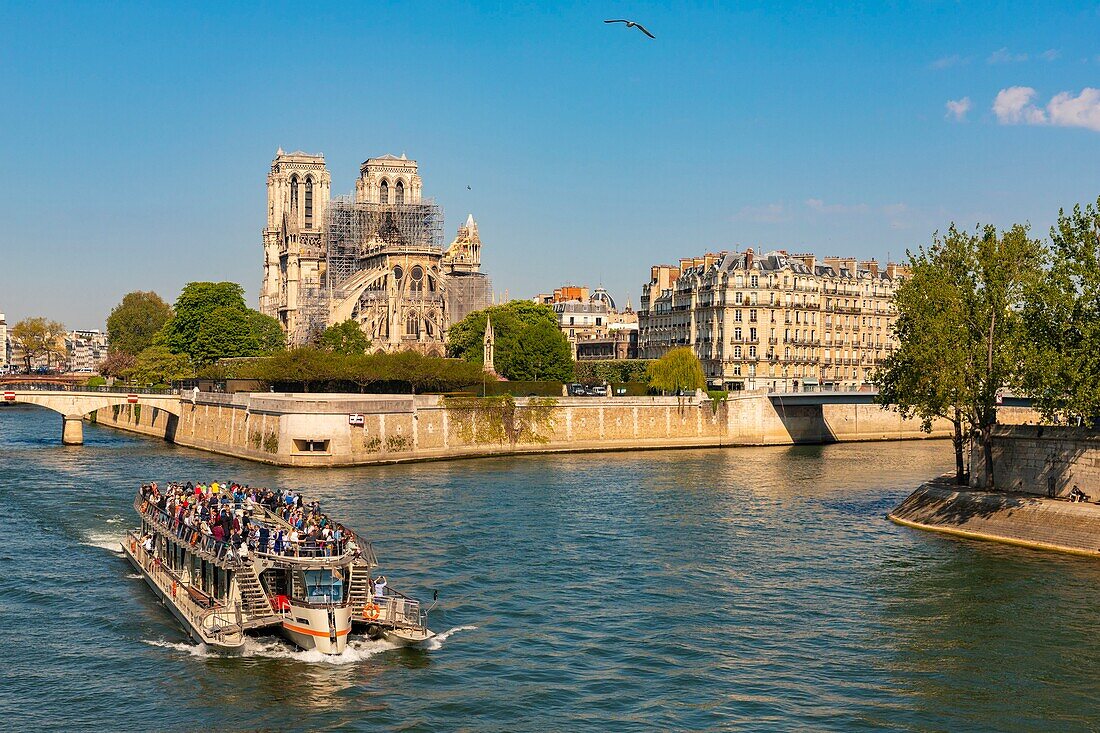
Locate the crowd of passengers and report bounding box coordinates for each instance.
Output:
[138,481,355,560]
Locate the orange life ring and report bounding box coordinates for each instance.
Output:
[363,603,380,620]
[171,581,177,597]
[130,539,136,552]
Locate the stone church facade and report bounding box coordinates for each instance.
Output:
[260,150,491,353]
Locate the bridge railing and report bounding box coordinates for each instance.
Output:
[0,382,180,395]
[768,385,878,396]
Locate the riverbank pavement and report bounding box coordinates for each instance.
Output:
[889,478,1100,557]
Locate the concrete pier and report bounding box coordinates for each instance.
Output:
[61,414,83,445]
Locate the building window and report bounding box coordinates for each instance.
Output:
[749,309,757,322]
[751,275,759,287]
[380,180,389,204]
[749,328,757,341]
[395,180,405,204]
[304,176,313,228]
[406,314,419,337]
[735,310,742,322]
[734,327,742,340]
[749,345,757,358]
[734,346,742,358]
[290,174,299,212]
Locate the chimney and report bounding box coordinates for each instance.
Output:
[745,247,754,270]
[793,253,816,271]
[860,259,879,277]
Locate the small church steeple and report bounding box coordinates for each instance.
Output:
[483,315,495,372]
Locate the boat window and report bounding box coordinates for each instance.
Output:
[303,569,344,604]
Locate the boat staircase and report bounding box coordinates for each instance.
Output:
[347,559,373,617]
[235,566,278,626]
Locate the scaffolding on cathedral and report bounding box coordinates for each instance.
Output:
[323,195,444,291]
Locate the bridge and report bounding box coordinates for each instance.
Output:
[1,384,182,445]
[766,388,1032,408]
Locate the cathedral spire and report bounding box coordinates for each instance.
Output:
[483,315,495,372]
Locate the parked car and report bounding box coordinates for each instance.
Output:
[569,383,587,396]
[588,385,608,397]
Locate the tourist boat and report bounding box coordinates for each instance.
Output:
[121,485,434,654]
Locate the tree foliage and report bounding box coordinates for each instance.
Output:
[11,317,67,370]
[874,244,972,483]
[447,301,573,381]
[98,350,136,378]
[129,346,195,385]
[235,348,485,393]
[499,320,575,382]
[1020,196,1100,423]
[317,319,372,355]
[646,347,705,394]
[106,291,172,356]
[574,359,653,385]
[158,282,284,364]
[876,223,1043,488]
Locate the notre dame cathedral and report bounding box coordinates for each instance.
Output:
[259,150,492,354]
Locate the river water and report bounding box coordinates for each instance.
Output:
[2,405,1100,732]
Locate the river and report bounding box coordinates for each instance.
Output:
[2,405,1099,732]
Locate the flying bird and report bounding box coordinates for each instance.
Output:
[467,185,472,190]
[604,19,655,39]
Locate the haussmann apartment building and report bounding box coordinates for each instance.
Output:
[637,249,907,392]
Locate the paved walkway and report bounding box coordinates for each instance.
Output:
[889,480,1100,557]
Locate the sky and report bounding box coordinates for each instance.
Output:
[1,0,1098,328]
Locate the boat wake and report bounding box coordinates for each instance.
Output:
[126,573,143,579]
[82,531,124,553]
[141,625,477,662]
[424,625,478,650]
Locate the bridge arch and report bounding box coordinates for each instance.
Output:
[2,389,181,445]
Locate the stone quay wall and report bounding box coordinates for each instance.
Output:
[970,424,1100,500]
[889,481,1100,557]
[94,390,955,467]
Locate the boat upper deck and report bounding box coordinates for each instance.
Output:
[136,481,377,571]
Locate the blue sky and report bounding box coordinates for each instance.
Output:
[1,1,1098,327]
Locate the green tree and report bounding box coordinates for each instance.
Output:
[318,319,371,355]
[447,301,571,381]
[500,320,575,381]
[248,310,286,354]
[158,282,283,364]
[646,347,705,394]
[106,291,172,356]
[1021,197,1100,423]
[874,253,971,483]
[879,224,1043,489]
[129,346,194,385]
[11,317,66,371]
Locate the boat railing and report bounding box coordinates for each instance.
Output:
[135,497,248,567]
[373,593,424,629]
[135,495,361,564]
[127,529,245,647]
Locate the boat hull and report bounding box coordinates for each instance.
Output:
[280,602,352,654]
[121,539,245,655]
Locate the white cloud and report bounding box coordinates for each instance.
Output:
[733,203,787,223]
[993,86,1100,132]
[945,97,972,121]
[805,198,870,214]
[993,86,1046,124]
[930,54,968,70]
[1040,48,1061,62]
[1047,88,1100,131]
[988,47,1029,64]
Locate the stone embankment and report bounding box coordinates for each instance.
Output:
[889,481,1100,557]
[91,389,967,467]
